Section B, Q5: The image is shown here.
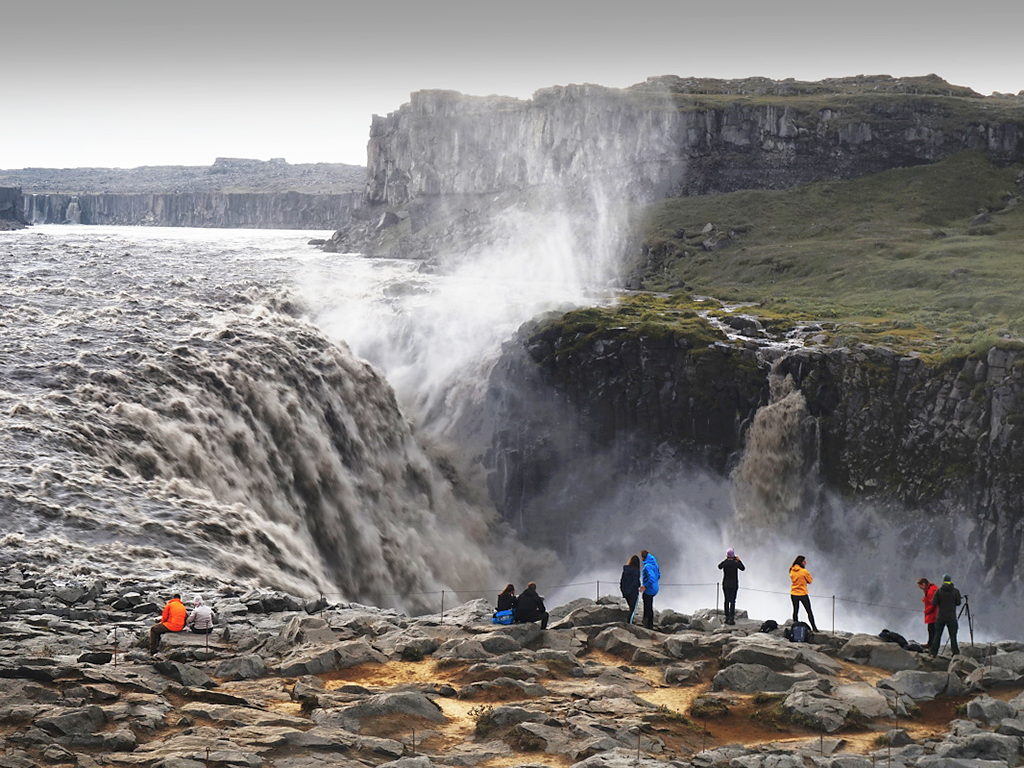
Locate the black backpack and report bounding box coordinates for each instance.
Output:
[786,621,811,643]
[759,619,779,633]
[878,628,908,649]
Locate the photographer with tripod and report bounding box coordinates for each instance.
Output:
[929,573,962,657]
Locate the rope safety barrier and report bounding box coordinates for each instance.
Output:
[300,577,940,630]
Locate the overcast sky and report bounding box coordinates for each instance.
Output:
[4,0,1022,170]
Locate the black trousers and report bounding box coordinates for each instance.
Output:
[723,585,738,621]
[931,619,959,656]
[926,622,938,648]
[791,594,818,630]
[642,593,655,629]
[624,593,638,621]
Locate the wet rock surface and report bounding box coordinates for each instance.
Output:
[2,568,1024,767]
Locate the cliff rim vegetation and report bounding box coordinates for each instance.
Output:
[635,150,1024,361]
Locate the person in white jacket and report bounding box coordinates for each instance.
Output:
[186,595,215,634]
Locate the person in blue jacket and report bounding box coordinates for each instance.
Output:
[640,549,660,630]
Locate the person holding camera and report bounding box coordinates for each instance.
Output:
[929,573,962,656]
[718,548,745,625]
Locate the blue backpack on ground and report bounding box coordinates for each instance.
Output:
[786,621,811,643]
[492,609,514,625]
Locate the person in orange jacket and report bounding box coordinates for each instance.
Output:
[917,577,939,648]
[149,593,187,654]
[789,555,819,631]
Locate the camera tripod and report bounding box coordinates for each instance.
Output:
[957,593,974,646]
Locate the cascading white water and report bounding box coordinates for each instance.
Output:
[0,226,524,612]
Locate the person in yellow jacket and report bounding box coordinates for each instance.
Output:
[789,555,819,631]
[149,593,187,654]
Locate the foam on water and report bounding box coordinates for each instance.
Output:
[0,226,519,612]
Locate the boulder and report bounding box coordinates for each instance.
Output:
[476,632,522,655]
[964,664,1023,691]
[664,633,705,660]
[839,634,922,671]
[35,705,105,736]
[435,638,493,661]
[965,694,1016,725]
[878,670,958,701]
[722,636,802,671]
[931,730,1023,765]
[986,650,1024,674]
[552,603,629,628]
[153,661,216,689]
[337,691,446,725]
[833,682,892,718]
[781,681,852,733]
[713,663,820,693]
[393,633,440,659]
[996,717,1024,738]
[214,655,267,681]
[591,626,649,657]
[508,722,573,754]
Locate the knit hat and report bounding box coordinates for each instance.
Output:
[193,595,205,607]
[942,574,952,583]
[726,548,735,558]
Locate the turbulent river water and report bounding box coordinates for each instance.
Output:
[0,226,542,613]
[0,223,624,615]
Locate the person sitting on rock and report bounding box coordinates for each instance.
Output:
[186,595,215,635]
[149,593,187,654]
[516,582,549,630]
[496,584,518,615]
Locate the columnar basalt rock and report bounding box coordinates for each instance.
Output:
[1,158,365,230]
[22,191,357,229]
[485,317,1024,609]
[0,186,27,230]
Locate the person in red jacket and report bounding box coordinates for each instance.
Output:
[149,593,187,654]
[917,577,939,648]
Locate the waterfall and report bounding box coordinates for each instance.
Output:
[730,362,820,533]
[0,227,524,614]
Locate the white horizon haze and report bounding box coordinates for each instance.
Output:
[4,0,1022,171]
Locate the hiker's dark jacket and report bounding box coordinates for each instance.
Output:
[516,587,546,623]
[718,557,745,589]
[496,593,518,613]
[620,564,640,601]
[931,581,962,623]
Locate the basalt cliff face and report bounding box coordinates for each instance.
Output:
[331,75,1024,254]
[483,317,1024,623]
[2,158,364,230]
[0,187,27,230]
[23,191,356,229]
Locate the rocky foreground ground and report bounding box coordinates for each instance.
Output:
[3,567,1024,768]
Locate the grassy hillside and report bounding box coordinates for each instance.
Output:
[636,151,1024,358]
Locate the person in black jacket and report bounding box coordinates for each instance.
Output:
[930,573,962,656]
[516,582,548,629]
[620,555,641,622]
[496,584,518,615]
[718,548,745,625]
